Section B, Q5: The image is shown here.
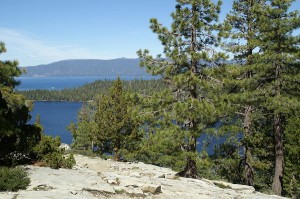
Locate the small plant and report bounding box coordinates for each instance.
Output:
[213,182,232,189]
[0,167,30,191]
[63,153,76,169]
[114,188,125,194]
[42,152,63,169]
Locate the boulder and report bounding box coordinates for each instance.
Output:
[59,143,71,151]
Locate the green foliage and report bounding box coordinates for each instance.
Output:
[0,167,30,191]
[67,103,98,150]
[69,78,142,159]
[94,77,141,159]
[0,43,72,170]
[18,79,166,102]
[213,182,232,189]
[137,0,226,178]
[33,134,75,169]
[213,0,299,196]
[33,134,61,159]
[129,128,186,171]
[253,1,299,195]
[284,116,300,198]
[218,0,268,187]
[196,153,219,180]
[63,153,76,169]
[2,1,295,197]
[0,42,42,166]
[67,101,98,151]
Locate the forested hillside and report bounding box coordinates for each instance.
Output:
[18,79,166,101]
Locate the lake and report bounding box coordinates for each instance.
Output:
[29,101,82,144]
[17,76,156,144]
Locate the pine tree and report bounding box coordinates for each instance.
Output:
[67,102,98,150]
[220,0,266,186]
[94,77,140,160]
[0,42,41,165]
[254,0,300,195]
[137,0,226,178]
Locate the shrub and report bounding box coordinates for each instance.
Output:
[42,152,63,169]
[33,134,61,160]
[32,134,76,169]
[0,167,30,191]
[62,153,76,169]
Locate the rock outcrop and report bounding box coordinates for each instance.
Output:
[0,155,286,199]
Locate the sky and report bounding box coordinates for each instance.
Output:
[0,0,299,66]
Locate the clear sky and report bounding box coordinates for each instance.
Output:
[0,0,299,66]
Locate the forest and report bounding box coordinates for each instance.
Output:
[17,79,166,102]
[1,0,299,197]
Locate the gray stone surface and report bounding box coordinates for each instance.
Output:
[0,154,287,199]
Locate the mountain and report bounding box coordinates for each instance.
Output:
[21,58,150,77]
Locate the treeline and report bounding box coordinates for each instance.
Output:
[17,79,166,102]
[69,0,299,198]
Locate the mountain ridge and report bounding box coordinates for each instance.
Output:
[20,58,150,77]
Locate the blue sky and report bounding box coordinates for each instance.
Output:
[0,0,299,66]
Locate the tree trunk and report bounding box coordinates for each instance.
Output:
[177,156,198,178]
[243,105,254,186]
[272,113,284,196]
[177,5,198,179]
[177,136,198,178]
[113,147,120,161]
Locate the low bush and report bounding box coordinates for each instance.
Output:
[62,153,76,169]
[33,134,76,169]
[0,167,30,191]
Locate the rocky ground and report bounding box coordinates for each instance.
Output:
[1,154,286,199]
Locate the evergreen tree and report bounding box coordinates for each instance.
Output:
[0,42,41,165]
[137,0,226,178]
[254,0,300,195]
[94,77,140,159]
[219,0,267,186]
[67,102,98,150]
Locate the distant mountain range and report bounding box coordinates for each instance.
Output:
[20,58,150,77]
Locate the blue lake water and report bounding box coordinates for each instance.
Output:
[29,101,82,144]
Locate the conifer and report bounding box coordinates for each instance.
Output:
[137,0,226,178]
[220,0,266,186]
[255,0,300,195]
[94,77,139,160]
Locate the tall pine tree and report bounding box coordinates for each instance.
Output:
[254,0,300,195]
[220,0,266,186]
[137,0,226,178]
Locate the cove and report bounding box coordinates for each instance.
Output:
[29,101,82,144]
